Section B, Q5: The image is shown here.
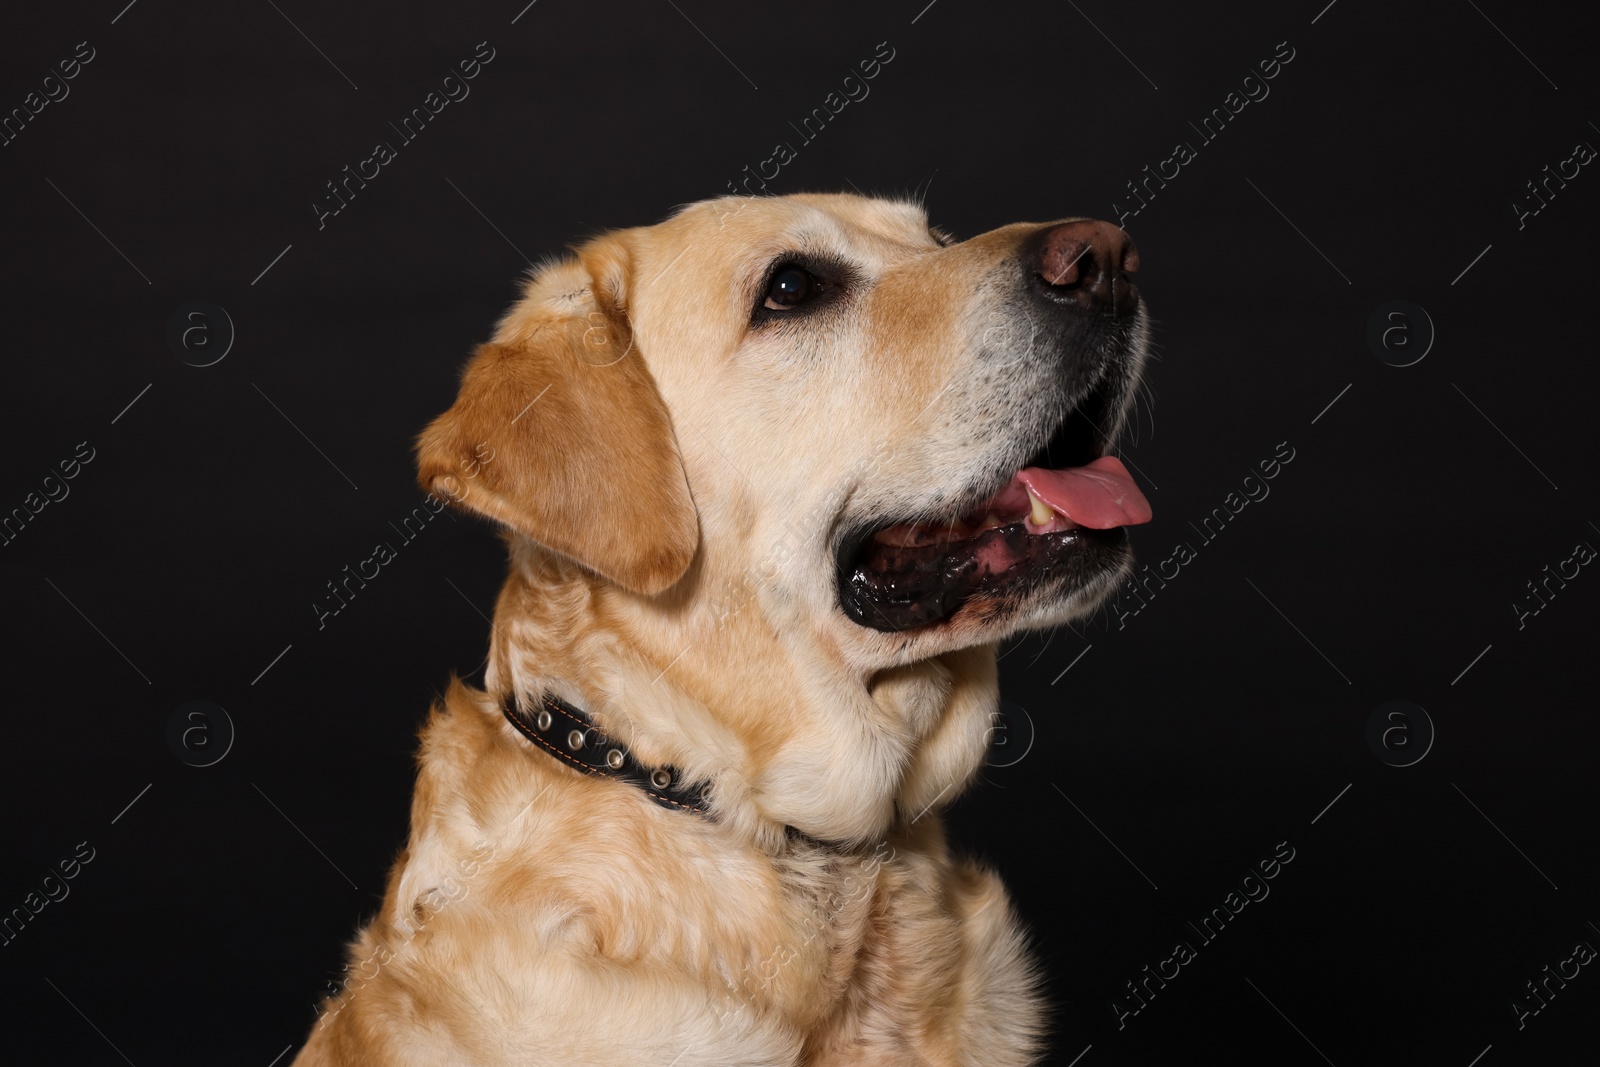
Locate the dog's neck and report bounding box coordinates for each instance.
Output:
[483,539,1000,846]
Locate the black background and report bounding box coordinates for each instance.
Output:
[2,1,1596,1063]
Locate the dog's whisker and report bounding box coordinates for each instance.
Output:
[1024,627,1056,669]
[1134,376,1158,445]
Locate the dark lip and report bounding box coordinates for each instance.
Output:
[836,522,1130,633]
[830,316,1140,633]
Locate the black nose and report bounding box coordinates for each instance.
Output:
[1031,220,1140,316]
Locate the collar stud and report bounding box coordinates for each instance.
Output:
[501,692,712,818]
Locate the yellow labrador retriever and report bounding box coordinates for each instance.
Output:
[294,193,1151,1066]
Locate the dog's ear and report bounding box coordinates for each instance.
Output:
[416,241,699,596]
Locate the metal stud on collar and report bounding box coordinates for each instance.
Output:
[502,692,714,818]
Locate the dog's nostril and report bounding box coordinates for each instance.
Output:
[1032,220,1140,314]
[1038,236,1092,287]
[1120,238,1140,274]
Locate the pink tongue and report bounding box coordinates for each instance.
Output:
[1016,456,1152,529]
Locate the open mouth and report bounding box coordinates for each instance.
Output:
[836,389,1153,632]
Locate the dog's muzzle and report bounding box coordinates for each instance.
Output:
[834,217,1150,633]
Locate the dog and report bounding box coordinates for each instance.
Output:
[293,192,1152,1066]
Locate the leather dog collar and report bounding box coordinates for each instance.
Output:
[501,691,714,817]
[502,692,862,852]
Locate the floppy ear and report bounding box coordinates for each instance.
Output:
[416,251,699,596]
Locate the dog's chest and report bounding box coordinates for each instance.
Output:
[711,842,895,1018]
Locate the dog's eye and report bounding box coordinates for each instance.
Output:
[765,266,818,310]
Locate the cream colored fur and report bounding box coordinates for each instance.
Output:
[294,194,1145,1066]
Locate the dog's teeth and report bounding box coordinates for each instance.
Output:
[1026,486,1053,525]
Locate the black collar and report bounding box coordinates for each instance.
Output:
[501,691,859,852]
[501,691,714,817]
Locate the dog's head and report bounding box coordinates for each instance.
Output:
[418,193,1151,840]
[419,192,1150,670]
